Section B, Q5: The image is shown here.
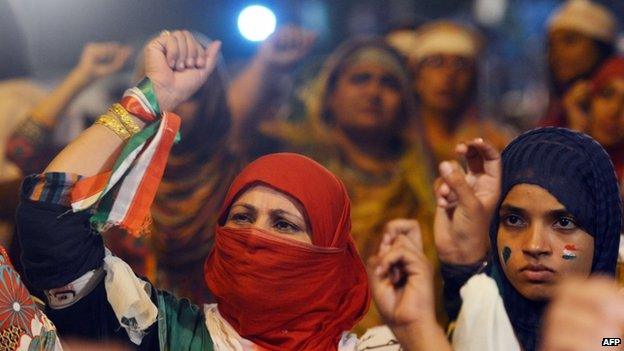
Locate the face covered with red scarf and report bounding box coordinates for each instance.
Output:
[204,153,370,350]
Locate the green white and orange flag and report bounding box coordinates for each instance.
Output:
[69,80,180,237]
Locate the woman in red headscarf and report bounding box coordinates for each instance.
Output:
[202,152,370,350]
[14,30,399,351]
[560,56,624,182]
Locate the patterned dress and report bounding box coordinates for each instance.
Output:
[0,246,62,351]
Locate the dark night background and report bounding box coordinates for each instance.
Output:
[2,0,623,123]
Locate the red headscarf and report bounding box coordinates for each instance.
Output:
[204,153,370,350]
[592,57,624,93]
[591,57,624,179]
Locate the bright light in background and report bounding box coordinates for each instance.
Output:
[474,0,508,27]
[238,5,277,42]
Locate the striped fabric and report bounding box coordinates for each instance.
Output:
[69,79,181,237]
[24,173,82,207]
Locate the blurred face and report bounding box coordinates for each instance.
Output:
[590,78,624,147]
[328,62,403,134]
[414,54,475,115]
[497,184,594,301]
[548,29,600,85]
[225,185,312,243]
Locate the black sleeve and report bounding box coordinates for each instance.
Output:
[15,173,168,348]
[16,195,105,290]
[15,173,166,349]
[44,276,161,350]
[440,260,489,321]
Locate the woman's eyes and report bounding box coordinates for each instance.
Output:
[230,213,253,223]
[553,217,578,231]
[501,214,525,228]
[273,219,302,233]
[229,213,302,233]
[501,214,578,231]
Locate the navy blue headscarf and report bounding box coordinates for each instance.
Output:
[489,127,622,351]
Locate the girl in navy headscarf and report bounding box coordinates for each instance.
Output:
[369,128,622,351]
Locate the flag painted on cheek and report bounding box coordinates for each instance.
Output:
[562,244,578,260]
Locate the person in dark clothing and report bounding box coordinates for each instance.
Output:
[369,128,622,351]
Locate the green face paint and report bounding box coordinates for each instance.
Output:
[502,246,512,265]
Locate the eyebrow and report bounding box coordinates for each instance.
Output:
[230,203,257,214]
[270,209,303,220]
[499,204,527,216]
[499,204,573,218]
[548,209,574,218]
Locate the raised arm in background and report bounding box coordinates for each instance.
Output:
[227,25,315,133]
[6,42,132,174]
[45,32,220,176]
[32,42,131,128]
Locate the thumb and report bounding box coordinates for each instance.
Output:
[367,255,387,291]
[198,41,221,77]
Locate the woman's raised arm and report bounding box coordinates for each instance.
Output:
[45,31,221,177]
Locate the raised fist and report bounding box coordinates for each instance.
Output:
[257,25,316,70]
[143,30,221,111]
[76,42,132,80]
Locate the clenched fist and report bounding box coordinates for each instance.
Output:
[257,25,316,70]
[75,42,132,80]
[143,30,221,111]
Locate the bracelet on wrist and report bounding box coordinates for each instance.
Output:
[94,113,131,140]
[120,78,162,123]
[109,103,142,135]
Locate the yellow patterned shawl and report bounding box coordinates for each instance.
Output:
[260,39,443,331]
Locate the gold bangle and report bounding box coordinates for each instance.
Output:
[95,114,131,140]
[109,103,142,135]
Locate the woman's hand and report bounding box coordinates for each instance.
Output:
[144,30,221,111]
[541,277,624,351]
[368,219,451,351]
[369,219,435,327]
[257,25,316,70]
[74,42,132,81]
[562,80,591,132]
[434,138,501,265]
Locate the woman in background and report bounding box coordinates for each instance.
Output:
[539,0,617,128]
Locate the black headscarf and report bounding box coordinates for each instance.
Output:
[489,127,622,351]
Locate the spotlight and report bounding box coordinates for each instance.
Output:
[237,5,277,42]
